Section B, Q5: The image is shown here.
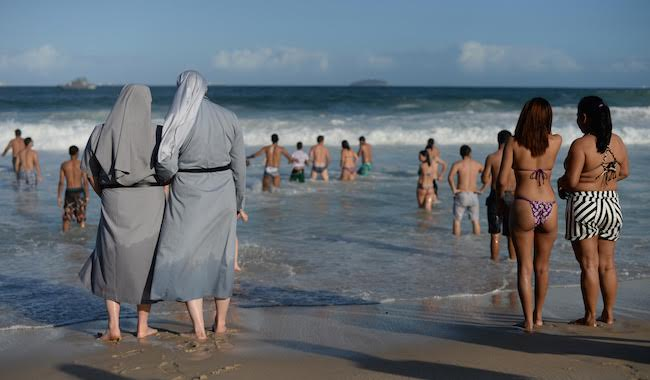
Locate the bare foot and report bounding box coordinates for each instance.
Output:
[97,330,121,343]
[514,321,534,333]
[212,323,227,334]
[534,320,543,327]
[597,312,615,325]
[180,331,208,341]
[136,327,158,339]
[234,262,242,272]
[569,317,597,327]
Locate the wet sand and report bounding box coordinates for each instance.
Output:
[1,278,649,380]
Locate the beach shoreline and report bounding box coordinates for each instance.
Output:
[2,277,648,380]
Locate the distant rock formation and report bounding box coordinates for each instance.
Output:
[60,77,96,90]
[349,79,388,87]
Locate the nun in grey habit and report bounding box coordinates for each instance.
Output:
[151,70,246,339]
[79,84,165,341]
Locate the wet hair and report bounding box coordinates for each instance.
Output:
[514,97,553,157]
[297,141,303,150]
[359,136,366,142]
[317,135,324,143]
[426,138,435,149]
[15,129,21,137]
[69,145,79,156]
[578,96,612,153]
[419,149,431,165]
[24,137,33,146]
[460,145,471,157]
[342,140,350,150]
[497,130,512,146]
[271,133,279,143]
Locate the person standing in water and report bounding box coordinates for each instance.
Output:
[15,137,42,189]
[558,96,629,327]
[57,145,89,232]
[2,129,24,175]
[289,141,310,183]
[482,130,516,261]
[79,85,164,341]
[340,140,358,181]
[357,136,373,176]
[248,133,292,192]
[417,150,436,211]
[152,70,246,340]
[448,145,486,235]
[310,135,331,181]
[498,97,562,333]
[425,138,447,199]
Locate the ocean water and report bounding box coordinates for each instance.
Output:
[0,86,648,330]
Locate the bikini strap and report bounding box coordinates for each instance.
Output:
[529,168,547,186]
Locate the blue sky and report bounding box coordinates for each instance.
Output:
[0,0,648,86]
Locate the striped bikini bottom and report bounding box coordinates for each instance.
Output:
[565,191,622,242]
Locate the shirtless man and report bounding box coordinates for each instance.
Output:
[426,138,447,197]
[482,130,516,261]
[248,133,292,192]
[57,145,89,232]
[357,136,373,176]
[448,145,486,235]
[15,137,42,188]
[2,129,25,175]
[309,135,331,181]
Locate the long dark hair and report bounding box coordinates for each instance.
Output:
[514,97,553,157]
[578,96,612,153]
[342,140,350,150]
[419,150,431,165]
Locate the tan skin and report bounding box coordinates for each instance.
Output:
[482,143,516,261]
[448,153,486,235]
[558,116,629,327]
[2,135,24,173]
[15,142,42,182]
[250,143,292,192]
[310,142,331,181]
[417,154,436,211]
[358,141,373,164]
[498,134,562,332]
[57,153,90,232]
[234,210,249,272]
[340,148,358,181]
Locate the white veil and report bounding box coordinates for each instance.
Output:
[157,70,208,162]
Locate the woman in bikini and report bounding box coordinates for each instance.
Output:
[558,96,629,327]
[417,150,436,210]
[340,140,358,181]
[498,97,562,332]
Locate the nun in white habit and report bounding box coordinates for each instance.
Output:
[151,70,246,340]
[79,84,165,341]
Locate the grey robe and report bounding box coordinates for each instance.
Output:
[79,85,165,305]
[151,99,245,301]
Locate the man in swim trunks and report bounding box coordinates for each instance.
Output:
[357,136,373,176]
[290,141,310,183]
[426,138,447,196]
[2,129,25,176]
[248,133,292,192]
[482,130,516,261]
[448,144,486,235]
[57,145,89,232]
[14,137,42,189]
[309,135,331,181]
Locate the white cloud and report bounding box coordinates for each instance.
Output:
[458,41,580,73]
[212,47,328,71]
[0,44,64,72]
[610,58,649,73]
[366,54,394,69]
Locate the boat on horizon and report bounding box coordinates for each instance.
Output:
[59,77,97,90]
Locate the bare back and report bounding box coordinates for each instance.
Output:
[341,149,357,168]
[62,159,84,188]
[508,134,562,201]
[564,133,628,192]
[358,143,373,164]
[17,148,38,171]
[484,149,515,191]
[263,144,287,168]
[9,138,25,157]
[310,144,330,166]
[450,157,483,192]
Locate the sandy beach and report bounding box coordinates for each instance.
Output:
[2,278,648,380]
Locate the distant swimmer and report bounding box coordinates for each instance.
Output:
[2,129,25,175]
[248,133,292,192]
[309,135,331,181]
[14,137,42,189]
[340,140,358,181]
[289,142,310,183]
[357,136,373,176]
[482,130,516,261]
[425,138,447,198]
[448,145,486,235]
[57,145,89,232]
[417,150,436,211]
